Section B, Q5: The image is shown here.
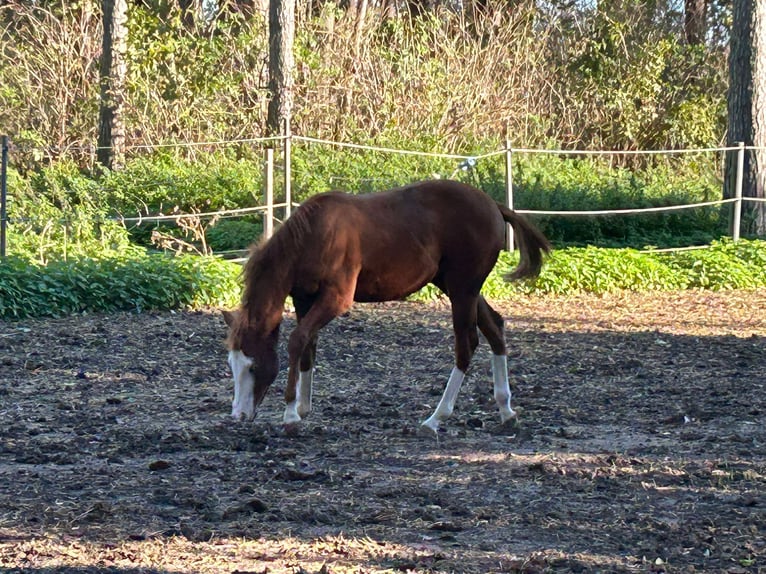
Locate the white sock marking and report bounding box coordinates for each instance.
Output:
[492,353,516,422]
[297,368,314,417]
[283,368,314,424]
[422,367,465,432]
[283,400,301,424]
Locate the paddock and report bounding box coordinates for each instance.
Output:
[0,290,764,573]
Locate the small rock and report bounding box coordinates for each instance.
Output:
[148,460,171,471]
[428,520,463,532]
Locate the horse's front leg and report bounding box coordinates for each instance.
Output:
[296,335,317,418]
[284,330,319,425]
[283,289,352,427]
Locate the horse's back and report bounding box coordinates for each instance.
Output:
[291,181,505,301]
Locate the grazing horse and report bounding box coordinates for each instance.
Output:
[222,179,550,432]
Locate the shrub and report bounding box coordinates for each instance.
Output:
[410,239,766,301]
[659,239,766,290]
[0,254,241,319]
[5,162,136,263]
[206,219,262,253]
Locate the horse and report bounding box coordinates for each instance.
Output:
[222,179,550,433]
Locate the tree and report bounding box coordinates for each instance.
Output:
[725,0,766,235]
[685,0,707,45]
[266,0,295,136]
[97,0,129,170]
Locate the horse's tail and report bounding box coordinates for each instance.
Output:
[496,203,551,281]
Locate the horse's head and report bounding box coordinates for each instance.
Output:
[222,309,280,421]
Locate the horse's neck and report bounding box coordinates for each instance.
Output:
[247,257,292,331]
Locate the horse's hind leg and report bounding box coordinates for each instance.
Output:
[477,296,516,423]
[421,294,479,433]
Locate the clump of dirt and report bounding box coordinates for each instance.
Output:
[1,291,765,573]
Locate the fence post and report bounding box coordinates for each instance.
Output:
[504,139,515,251]
[732,141,745,241]
[1,135,8,259]
[264,147,274,239]
[283,117,292,220]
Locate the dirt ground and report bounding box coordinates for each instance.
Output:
[0,290,765,574]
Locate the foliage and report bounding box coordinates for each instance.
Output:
[290,140,469,200]
[659,239,766,289]
[4,162,137,264]
[125,6,269,146]
[0,0,728,169]
[205,219,262,253]
[411,239,766,301]
[103,152,264,215]
[0,253,241,319]
[0,2,100,169]
[466,151,727,248]
[2,240,764,319]
[558,4,727,150]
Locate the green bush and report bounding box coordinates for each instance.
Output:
[0,146,745,267]
[103,152,264,215]
[1,240,764,319]
[206,219,262,253]
[5,162,136,263]
[659,239,766,290]
[0,254,241,319]
[507,154,725,248]
[411,239,766,301]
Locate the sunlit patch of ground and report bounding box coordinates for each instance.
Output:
[1,291,764,573]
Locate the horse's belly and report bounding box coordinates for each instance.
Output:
[354,266,433,302]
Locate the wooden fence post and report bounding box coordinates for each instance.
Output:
[283,117,292,220]
[1,135,8,258]
[504,139,515,251]
[264,147,274,239]
[732,141,745,241]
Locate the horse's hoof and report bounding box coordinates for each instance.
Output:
[490,416,521,436]
[417,422,441,438]
[283,422,301,437]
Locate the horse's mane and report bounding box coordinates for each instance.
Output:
[239,201,316,325]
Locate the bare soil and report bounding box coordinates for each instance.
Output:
[1,291,765,573]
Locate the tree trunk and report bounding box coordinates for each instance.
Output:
[178,0,197,28]
[97,0,128,171]
[754,0,766,233]
[267,0,295,137]
[684,0,707,45]
[725,0,766,236]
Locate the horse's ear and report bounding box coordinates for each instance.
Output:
[222,309,240,328]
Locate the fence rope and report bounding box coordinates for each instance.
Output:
[3,135,764,260]
[515,198,738,217]
[508,146,738,156]
[294,135,473,160]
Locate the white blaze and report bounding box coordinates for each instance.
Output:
[228,350,255,420]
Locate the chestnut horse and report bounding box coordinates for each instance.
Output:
[222,179,550,432]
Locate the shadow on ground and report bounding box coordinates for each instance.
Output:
[1,294,764,572]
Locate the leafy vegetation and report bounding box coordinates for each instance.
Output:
[414,239,766,303]
[2,240,764,320]
[0,1,757,319]
[0,253,240,319]
[0,1,727,165]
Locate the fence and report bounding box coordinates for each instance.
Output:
[0,134,764,260]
